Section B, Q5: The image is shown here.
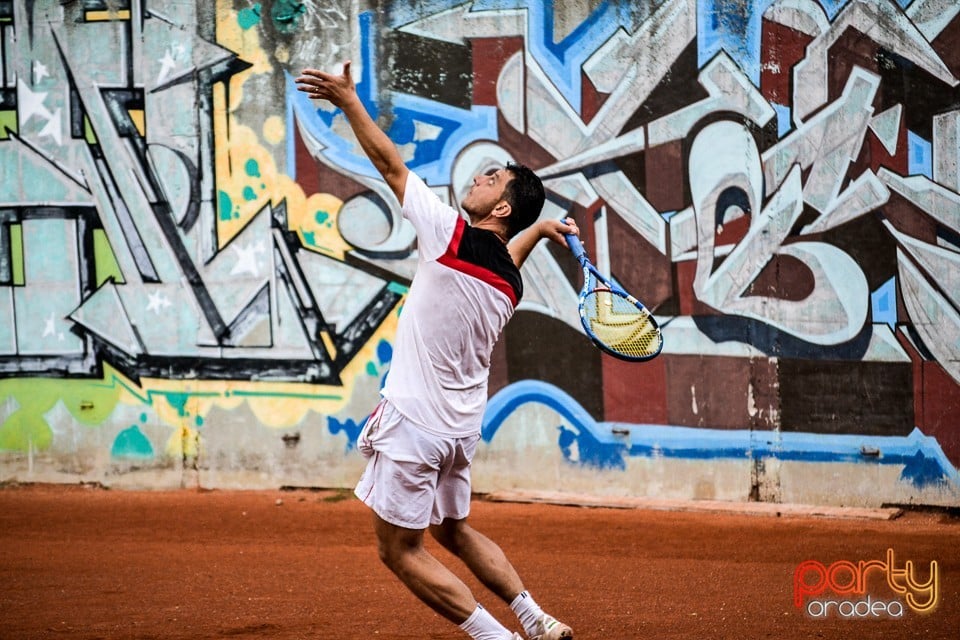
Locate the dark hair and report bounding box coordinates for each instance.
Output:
[502,162,545,238]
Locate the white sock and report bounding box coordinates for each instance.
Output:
[459,604,513,640]
[509,590,546,638]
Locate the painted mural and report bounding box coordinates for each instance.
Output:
[0,0,958,506]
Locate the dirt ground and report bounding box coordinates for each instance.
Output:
[0,484,957,640]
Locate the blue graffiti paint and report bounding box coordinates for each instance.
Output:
[698,0,774,84]
[907,131,933,178]
[387,0,627,115]
[772,103,792,138]
[287,12,497,186]
[871,277,897,330]
[696,0,917,85]
[900,450,948,488]
[376,339,393,366]
[484,380,959,490]
[111,425,154,459]
[522,0,623,114]
[328,415,364,452]
[558,423,627,470]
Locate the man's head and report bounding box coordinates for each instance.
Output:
[461,162,545,239]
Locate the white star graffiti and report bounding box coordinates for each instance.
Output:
[33,60,50,84]
[230,240,267,277]
[157,49,177,85]
[37,108,63,146]
[146,290,173,315]
[42,312,56,337]
[16,79,53,127]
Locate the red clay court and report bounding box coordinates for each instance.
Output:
[0,484,956,639]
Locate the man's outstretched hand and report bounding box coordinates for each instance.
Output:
[294,60,409,203]
[295,61,357,109]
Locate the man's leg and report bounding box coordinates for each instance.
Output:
[356,410,520,638]
[375,513,521,640]
[374,513,476,623]
[429,518,573,639]
[428,517,523,602]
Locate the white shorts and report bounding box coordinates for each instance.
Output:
[354,400,479,530]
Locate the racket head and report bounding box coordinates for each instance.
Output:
[577,285,663,361]
[566,234,664,361]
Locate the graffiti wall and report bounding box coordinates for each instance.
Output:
[0,0,958,507]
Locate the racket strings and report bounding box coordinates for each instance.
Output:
[583,289,662,359]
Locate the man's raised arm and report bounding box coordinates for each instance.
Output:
[508,217,579,269]
[296,61,409,204]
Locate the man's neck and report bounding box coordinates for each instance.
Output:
[471,219,509,244]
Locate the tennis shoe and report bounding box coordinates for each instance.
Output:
[530,614,573,639]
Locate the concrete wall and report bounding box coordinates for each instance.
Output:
[0,0,958,508]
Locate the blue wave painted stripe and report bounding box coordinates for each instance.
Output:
[483,380,959,489]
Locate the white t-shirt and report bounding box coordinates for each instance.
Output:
[379,172,523,437]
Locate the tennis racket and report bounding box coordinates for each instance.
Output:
[565,234,663,361]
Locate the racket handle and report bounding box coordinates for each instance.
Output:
[564,233,586,260]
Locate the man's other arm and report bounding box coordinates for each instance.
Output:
[508,217,578,269]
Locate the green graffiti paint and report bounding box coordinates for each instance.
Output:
[0,111,16,139]
[230,389,341,401]
[314,210,329,225]
[271,1,306,33]
[93,228,124,285]
[217,190,234,221]
[365,361,377,377]
[0,377,121,452]
[83,116,97,144]
[111,425,154,459]
[0,411,52,451]
[63,387,122,426]
[242,186,257,201]
[237,3,262,30]
[244,158,261,178]
[9,223,23,285]
[164,392,190,416]
[387,282,409,295]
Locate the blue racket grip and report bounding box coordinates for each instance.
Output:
[564,233,586,261]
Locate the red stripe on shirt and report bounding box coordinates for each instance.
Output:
[438,217,519,308]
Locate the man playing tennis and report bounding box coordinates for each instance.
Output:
[296,61,576,640]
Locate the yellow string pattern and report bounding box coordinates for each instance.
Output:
[583,290,662,359]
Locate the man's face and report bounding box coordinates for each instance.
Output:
[461,167,512,221]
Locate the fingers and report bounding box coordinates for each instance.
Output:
[539,217,578,245]
[294,72,323,96]
[295,61,353,99]
[298,60,350,83]
[295,72,337,102]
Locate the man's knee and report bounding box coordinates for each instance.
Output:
[375,516,424,569]
[429,518,470,554]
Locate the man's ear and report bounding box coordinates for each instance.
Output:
[492,200,512,219]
